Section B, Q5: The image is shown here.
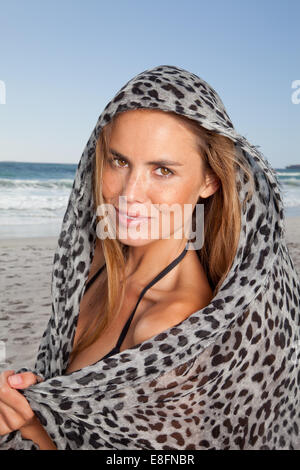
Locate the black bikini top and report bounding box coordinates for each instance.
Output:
[83,242,189,361]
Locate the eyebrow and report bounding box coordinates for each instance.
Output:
[109,148,184,167]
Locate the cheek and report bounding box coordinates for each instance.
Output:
[154,185,197,228]
[157,183,200,230]
[157,184,197,206]
[101,169,122,199]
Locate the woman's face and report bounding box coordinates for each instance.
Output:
[101,109,219,247]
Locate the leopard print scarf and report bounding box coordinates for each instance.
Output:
[1,65,299,450]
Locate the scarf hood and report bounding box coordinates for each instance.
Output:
[1,65,299,450]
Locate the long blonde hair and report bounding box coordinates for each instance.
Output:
[69,109,255,362]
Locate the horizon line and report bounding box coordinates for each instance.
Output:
[0,160,299,170]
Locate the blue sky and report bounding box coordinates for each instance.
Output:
[0,0,299,169]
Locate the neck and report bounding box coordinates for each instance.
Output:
[124,237,188,282]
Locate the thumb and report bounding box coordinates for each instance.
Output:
[8,372,44,389]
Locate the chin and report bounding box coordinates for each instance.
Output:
[117,235,157,248]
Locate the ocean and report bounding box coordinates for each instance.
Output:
[0,161,299,239]
[0,161,76,238]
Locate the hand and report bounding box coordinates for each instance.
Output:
[0,370,44,436]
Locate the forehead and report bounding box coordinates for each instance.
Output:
[111,108,195,129]
[108,109,200,153]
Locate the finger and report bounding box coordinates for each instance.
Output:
[0,391,36,424]
[0,411,12,436]
[0,371,16,388]
[0,372,36,419]
[0,370,18,398]
[8,372,43,389]
[0,400,32,433]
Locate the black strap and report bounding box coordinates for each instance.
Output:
[84,263,106,293]
[84,242,189,360]
[115,242,189,349]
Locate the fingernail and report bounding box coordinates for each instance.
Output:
[9,374,23,385]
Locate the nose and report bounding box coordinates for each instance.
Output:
[120,168,148,204]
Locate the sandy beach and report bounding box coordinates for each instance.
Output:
[1,217,300,374]
[0,236,58,373]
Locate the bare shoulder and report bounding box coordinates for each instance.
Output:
[133,289,212,346]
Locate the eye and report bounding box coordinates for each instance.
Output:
[109,157,128,168]
[108,157,174,178]
[155,167,174,178]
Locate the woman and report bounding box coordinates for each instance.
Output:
[0,65,299,450]
[65,107,221,374]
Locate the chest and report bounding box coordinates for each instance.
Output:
[65,275,157,374]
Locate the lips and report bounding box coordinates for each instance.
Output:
[115,207,151,219]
